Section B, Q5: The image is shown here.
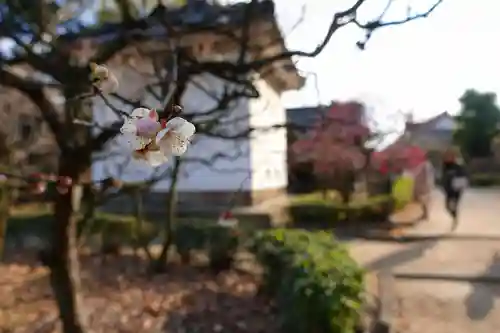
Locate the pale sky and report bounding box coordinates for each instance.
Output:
[1,0,495,125]
[276,0,500,122]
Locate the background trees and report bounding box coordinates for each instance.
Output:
[454,89,500,159]
[291,101,370,203]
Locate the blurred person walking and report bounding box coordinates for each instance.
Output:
[414,154,435,221]
[441,149,468,230]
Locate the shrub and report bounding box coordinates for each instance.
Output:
[174,223,241,271]
[6,209,158,251]
[174,224,209,263]
[288,204,337,226]
[250,229,365,333]
[206,226,240,271]
[93,214,158,252]
[288,193,393,226]
[469,174,500,187]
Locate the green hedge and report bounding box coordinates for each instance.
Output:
[174,224,241,271]
[6,211,159,248]
[469,174,500,187]
[250,229,364,333]
[288,194,394,226]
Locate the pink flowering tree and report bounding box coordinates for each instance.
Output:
[291,102,371,203]
[371,144,426,174]
[370,143,427,200]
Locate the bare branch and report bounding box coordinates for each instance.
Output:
[353,0,444,49]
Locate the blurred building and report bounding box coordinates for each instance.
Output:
[86,0,304,212]
[0,84,60,174]
[400,112,455,151]
[0,0,304,212]
[391,112,455,175]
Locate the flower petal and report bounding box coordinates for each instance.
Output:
[171,139,188,156]
[157,134,188,156]
[149,109,158,120]
[124,134,150,150]
[165,117,196,140]
[136,117,161,138]
[145,150,169,167]
[120,120,137,134]
[177,121,196,140]
[130,107,151,119]
[155,128,170,142]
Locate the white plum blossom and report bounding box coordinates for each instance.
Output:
[132,149,169,167]
[120,108,196,167]
[156,117,196,157]
[121,108,161,150]
[89,62,119,94]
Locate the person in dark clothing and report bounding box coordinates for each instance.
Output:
[441,150,467,230]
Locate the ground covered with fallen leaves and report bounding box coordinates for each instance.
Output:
[0,253,280,333]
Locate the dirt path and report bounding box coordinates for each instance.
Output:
[348,188,500,333]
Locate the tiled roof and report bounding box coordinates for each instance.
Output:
[286,106,328,131]
[62,0,276,41]
[287,102,367,129]
[406,111,454,130]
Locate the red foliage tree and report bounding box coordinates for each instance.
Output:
[371,143,426,175]
[291,101,371,203]
[370,143,428,199]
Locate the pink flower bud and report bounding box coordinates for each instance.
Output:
[135,118,161,138]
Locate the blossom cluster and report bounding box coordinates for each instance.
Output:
[120,108,196,167]
[89,63,196,167]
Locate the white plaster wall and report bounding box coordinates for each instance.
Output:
[248,78,288,190]
[92,66,253,191]
[160,73,252,191]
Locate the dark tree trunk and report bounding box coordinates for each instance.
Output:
[37,147,90,333]
[43,82,93,333]
[48,157,87,333]
[338,170,355,205]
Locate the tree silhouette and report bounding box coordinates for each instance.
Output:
[454,89,500,159]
